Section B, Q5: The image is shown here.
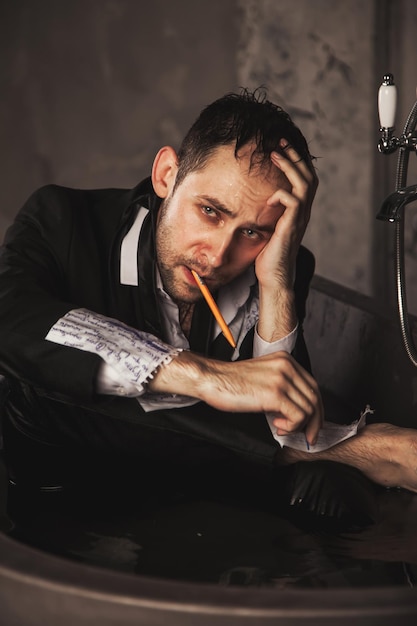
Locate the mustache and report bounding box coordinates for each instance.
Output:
[185,259,226,283]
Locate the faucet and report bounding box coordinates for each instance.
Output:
[378,184,417,223]
[377,74,417,366]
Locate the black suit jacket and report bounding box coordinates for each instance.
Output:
[0,179,315,464]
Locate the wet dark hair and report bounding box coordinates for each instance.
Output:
[174,88,313,190]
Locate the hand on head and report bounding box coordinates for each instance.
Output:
[254,140,318,292]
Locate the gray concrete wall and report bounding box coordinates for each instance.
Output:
[237,0,376,297]
[1,0,417,313]
[0,0,240,231]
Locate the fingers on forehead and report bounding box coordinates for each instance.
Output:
[280,143,316,179]
[281,142,303,163]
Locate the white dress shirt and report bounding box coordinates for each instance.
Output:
[46,206,298,414]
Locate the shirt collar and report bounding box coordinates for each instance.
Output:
[120,206,149,286]
[120,205,257,339]
[217,266,257,325]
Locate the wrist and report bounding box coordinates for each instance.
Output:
[253,323,298,357]
[258,287,297,342]
[148,350,205,398]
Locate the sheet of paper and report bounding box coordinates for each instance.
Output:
[266,405,373,452]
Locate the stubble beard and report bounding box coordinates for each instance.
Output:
[155,197,234,304]
[155,200,199,304]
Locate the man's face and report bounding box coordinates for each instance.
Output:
[155,144,290,303]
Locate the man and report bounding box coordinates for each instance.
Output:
[0,90,415,514]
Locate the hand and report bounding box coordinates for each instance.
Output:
[149,349,324,446]
[255,140,318,292]
[255,141,318,342]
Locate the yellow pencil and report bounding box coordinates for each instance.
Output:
[191,270,236,349]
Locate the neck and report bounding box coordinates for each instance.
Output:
[177,301,195,338]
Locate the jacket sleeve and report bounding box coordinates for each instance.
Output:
[0,186,102,400]
[291,245,316,374]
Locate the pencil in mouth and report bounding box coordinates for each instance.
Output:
[190,269,236,349]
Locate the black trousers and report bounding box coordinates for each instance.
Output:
[3,378,279,489]
[2,380,379,529]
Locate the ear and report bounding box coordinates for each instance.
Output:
[151,146,179,198]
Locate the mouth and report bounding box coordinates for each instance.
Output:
[188,267,217,289]
[183,266,198,283]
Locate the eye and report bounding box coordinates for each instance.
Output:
[242,228,261,240]
[201,205,219,220]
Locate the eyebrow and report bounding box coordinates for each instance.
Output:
[198,194,276,234]
[199,195,234,218]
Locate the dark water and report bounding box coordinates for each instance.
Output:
[5,482,417,590]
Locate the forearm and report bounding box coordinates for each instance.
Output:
[148,350,228,404]
[276,422,417,492]
[257,285,297,343]
[150,348,322,446]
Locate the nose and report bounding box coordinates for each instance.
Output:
[205,232,234,269]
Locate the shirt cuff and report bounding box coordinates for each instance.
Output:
[45,308,181,394]
[96,361,143,397]
[252,323,298,357]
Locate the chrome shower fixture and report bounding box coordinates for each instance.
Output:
[378,184,417,223]
[378,73,417,156]
[377,73,417,367]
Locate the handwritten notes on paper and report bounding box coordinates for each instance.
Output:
[46,309,374,442]
[45,308,180,392]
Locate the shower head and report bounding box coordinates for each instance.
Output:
[377,184,417,222]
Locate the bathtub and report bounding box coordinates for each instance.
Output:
[1,275,417,625]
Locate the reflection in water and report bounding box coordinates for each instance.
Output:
[327,490,417,565]
[5,484,417,589]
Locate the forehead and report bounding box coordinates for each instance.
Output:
[192,144,289,195]
[174,144,290,227]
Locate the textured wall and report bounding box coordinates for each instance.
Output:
[0,0,239,235]
[1,0,417,312]
[396,1,417,315]
[237,0,375,296]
